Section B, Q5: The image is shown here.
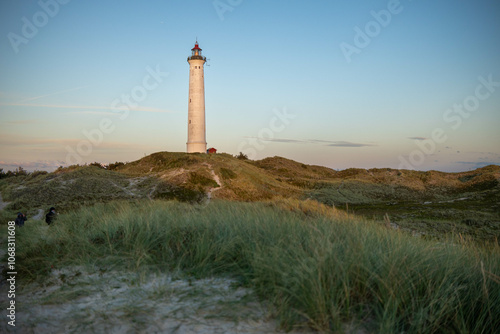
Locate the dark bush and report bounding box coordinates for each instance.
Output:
[30,170,48,178]
[108,162,125,170]
[89,162,105,169]
[236,152,249,160]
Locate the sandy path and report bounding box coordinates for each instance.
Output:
[111,181,138,197]
[0,267,314,334]
[0,191,44,220]
[0,192,9,211]
[203,163,223,202]
[32,208,44,220]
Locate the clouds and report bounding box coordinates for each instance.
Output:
[0,160,64,170]
[326,141,375,147]
[19,86,89,103]
[308,139,375,146]
[0,134,154,152]
[456,161,499,169]
[408,137,428,141]
[3,119,40,125]
[258,138,303,144]
[0,132,163,171]
[0,102,173,113]
[244,137,376,148]
[0,135,76,147]
[63,111,122,116]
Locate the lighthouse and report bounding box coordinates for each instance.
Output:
[187,41,207,153]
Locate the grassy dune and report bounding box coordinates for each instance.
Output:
[13,199,500,333]
[1,152,498,241]
[1,153,499,331]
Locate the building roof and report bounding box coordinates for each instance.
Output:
[192,41,201,51]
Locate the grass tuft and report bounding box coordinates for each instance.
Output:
[8,199,500,333]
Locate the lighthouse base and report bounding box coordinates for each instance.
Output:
[187,142,207,153]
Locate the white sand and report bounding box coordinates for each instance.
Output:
[0,266,315,334]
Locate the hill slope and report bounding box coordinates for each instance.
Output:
[1,152,498,240]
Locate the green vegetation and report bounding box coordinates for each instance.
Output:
[0,166,30,178]
[0,165,135,214]
[235,152,249,160]
[152,180,205,202]
[11,200,500,333]
[1,153,499,332]
[1,153,499,246]
[219,167,237,180]
[189,171,219,188]
[1,153,498,242]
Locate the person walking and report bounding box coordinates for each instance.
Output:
[15,212,27,227]
[45,207,57,225]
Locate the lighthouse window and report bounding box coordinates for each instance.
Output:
[189,99,191,103]
[189,120,191,124]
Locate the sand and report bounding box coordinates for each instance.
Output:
[0,266,314,334]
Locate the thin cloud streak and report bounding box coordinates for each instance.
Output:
[309,139,375,147]
[308,139,337,143]
[3,119,40,125]
[456,161,499,166]
[0,102,174,113]
[19,86,90,102]
[246,137,375,147]
[64,111,122,116]
[244,137,304,143]
[0,135,155,151]
[327,141,375,147]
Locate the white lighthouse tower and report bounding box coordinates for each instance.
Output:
[187,41,207,153]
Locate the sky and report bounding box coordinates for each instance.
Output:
[1,0,499,172]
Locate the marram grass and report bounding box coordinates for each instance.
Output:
[12,199,500,333]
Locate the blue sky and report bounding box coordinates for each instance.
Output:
[1,0,499,172]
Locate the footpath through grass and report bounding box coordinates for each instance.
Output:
[12,200,500,333]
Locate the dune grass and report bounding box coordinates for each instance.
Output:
[11,199,500,333]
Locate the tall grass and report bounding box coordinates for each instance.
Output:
[14,200,500,333]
